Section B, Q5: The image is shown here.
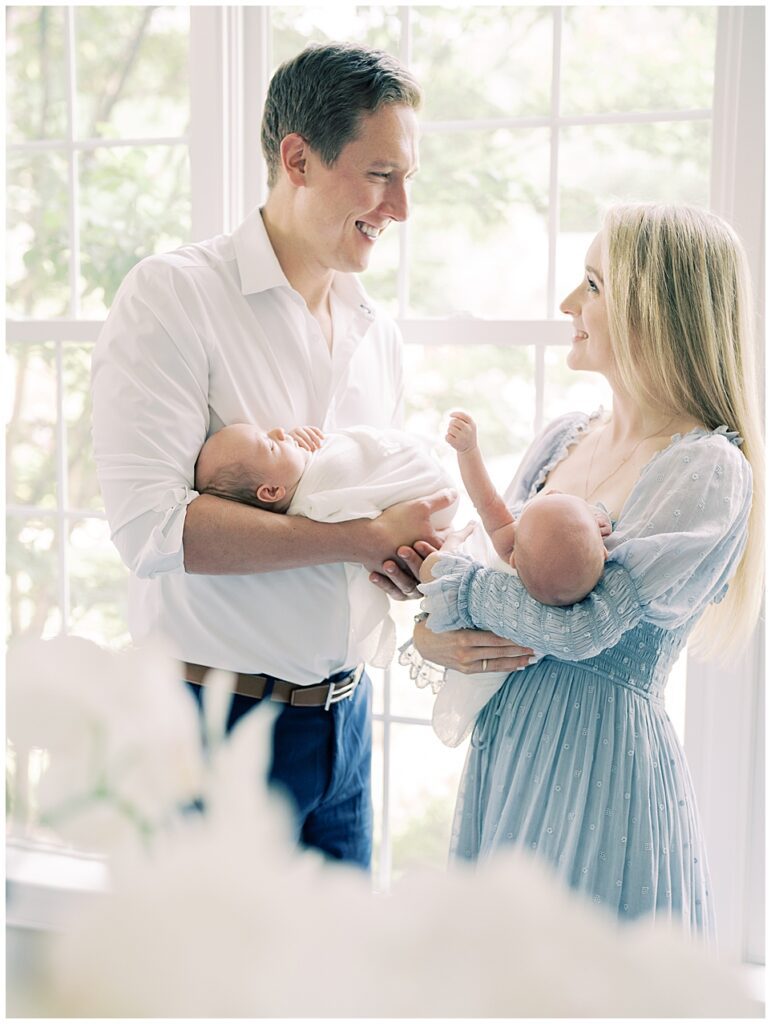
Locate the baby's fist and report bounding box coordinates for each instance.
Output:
[290,425,325,451]
[446,410,478,453]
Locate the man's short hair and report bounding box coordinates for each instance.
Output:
[261,41,422,189]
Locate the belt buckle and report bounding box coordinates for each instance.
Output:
[323,664,364,711]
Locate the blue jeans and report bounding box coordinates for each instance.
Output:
[187,671,373,869]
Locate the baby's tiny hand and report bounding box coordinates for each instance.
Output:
[592,506,613,537]
[446,410,478,453]
[290,426,325,451]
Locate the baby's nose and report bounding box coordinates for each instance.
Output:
[268,427,286,441]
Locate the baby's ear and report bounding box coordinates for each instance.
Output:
[256,483,286,504]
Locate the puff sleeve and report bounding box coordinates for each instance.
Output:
[418,430,751,660]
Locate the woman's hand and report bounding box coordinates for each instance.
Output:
[413,619,534,674]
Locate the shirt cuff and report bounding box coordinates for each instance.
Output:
[133,486,198,579]
[417,552,480,633]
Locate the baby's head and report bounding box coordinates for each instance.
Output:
[194,424,311,512]
[513,492,609,606]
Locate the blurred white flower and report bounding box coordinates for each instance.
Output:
[46,787,756,1019]
[7,639,758,1019]
[7,637,205,851]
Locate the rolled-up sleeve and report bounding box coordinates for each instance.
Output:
[91,257,211,578]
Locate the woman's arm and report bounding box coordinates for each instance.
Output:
[412,619,535,675]
[418,433,752,660]
[420,554,644,661]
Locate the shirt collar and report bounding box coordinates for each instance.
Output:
[232,206,291,296]
[231,206,377,322]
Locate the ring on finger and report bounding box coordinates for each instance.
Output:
[481,658,488,672]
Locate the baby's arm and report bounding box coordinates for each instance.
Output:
[446,411,515,562]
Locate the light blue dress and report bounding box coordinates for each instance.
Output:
[418,412,752,939]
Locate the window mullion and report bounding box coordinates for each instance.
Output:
[189,8,228,239]
[242,6,270,213]
[546,7,562,320]
[60,6,78,635]
[65,7,79,319]
[397,6,413,320]
[55,342,70,635]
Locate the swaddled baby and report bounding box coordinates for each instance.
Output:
[194,422,457,668]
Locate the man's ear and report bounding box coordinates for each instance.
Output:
[280,133,308,187]
[256,483,287,504]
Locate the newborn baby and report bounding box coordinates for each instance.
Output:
[446,410,610,606]
[427,411,612,747]
[195,422,456,667]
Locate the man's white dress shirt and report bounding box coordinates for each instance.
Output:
[92,207,404,682]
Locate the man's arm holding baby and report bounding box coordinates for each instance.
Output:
[185,422,449,595]
[446,410,516,562]
[183,488,455,594]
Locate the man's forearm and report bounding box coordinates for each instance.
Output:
[182,490,454,577]
[182,494,381,574]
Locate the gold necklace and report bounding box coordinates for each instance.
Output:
[584,416,677,501]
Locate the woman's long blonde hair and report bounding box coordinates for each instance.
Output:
[601,202,764,657]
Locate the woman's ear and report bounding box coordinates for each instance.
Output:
[256,483,287,504]
[280,133,308,188]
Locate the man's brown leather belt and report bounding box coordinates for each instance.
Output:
[183,662,364,710]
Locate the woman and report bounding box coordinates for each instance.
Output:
[410,203,764,939]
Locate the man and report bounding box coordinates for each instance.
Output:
[91,43,453,869]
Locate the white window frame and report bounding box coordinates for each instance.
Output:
[6,4,763,965]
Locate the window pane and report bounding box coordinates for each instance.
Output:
[389,722,467,879]
[543,346,613,426]
[68,518,130,647]
[370,667,385,716]
[75,6,190,140]
[561,7,717,115]
[403,343,536,493]
[388,601,435,721]
[6,342,58,509]
[7,151,70,318]
[412,6,553,121]
[556,120,711,306]
[6,6,68,143]
[79,144,191,315]
[270,5,402,69]
[410,129,550,317]
[63,344,101,513]
[6,516,61,642]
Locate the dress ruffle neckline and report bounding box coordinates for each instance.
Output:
[528,411,744,520]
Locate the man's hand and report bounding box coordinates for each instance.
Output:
[413,619,534,674]
[360,489,457,600]
[289,425,325,451]
[445,410,478,454]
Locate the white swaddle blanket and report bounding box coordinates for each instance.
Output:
[288,426,456,668]
[430,523,517,747]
